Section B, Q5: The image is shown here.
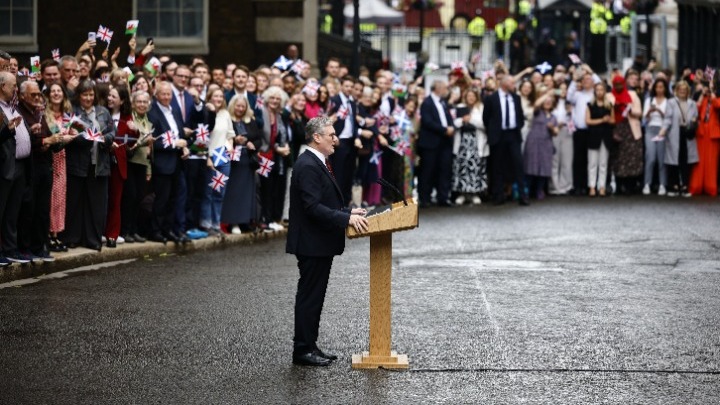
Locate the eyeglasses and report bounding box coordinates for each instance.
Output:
[175,74,190,79]
[29,93,42,98]
[317,132,337,138]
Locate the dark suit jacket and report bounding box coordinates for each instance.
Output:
[418,95,453,149]
[0,109,17,181]
[482,90,525,146]
[286,150,351,257]
[147,101,185,176]
[170,88,203,129]
[329,93,358,140]
[66,105,115,177]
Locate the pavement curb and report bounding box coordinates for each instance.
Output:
[0,230,287,284]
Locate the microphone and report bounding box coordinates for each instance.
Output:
[376,178,407,206]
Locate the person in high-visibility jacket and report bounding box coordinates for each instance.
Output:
[620,15,632,35]
[590,17,608,35]
[468,16,486,37]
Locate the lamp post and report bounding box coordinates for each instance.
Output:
[352,0,360,76]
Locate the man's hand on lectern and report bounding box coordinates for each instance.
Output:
[351,208,367,216]
[349,214,369,233]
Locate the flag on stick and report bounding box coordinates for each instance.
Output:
[126,20,139,35]
[256,156,274,177]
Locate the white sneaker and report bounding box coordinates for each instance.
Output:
[658,185,666,196]
[454,195,466,205]
[231,226,242,235]
[269,222,283,231]
[667,191,679,197]
[642,184,651,195]
[682,192,692,198]
[471,195,482,205]
[101,236,107,243]
[117,236,125,244]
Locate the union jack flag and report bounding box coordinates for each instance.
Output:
[302,80,320,96]
[390,125,402,142]
[211,146,229,167]
[291,60,309,75]
[256,156,274,177]
[208,170,229,192]
[374,111,389,128]
[194,123,210,146]
[228,145,242,162]
[451,61,465,71]
[84,127,103,142]
[392,140,410,156]
[337,105,349,120]
[63,113,86,130]
[403,59,416,71]
[97,25,114,43]
[705,66,716,82]
[255,97,264,110]
[160,130,177,148]
[51,48,60,62]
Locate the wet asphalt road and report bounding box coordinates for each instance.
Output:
[1,196,720,404]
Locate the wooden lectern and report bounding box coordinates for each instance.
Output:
[347,200,419,369]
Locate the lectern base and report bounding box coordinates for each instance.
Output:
[351,351,409,369]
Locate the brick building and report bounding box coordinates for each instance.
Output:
[0,0,317,72]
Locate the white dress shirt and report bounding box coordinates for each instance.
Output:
[156,103,179,139]
[430,93,448,128]
[306,145,328,168]
[0,100,31,159]
[498,89,517,130]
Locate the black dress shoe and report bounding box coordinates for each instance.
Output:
[133,233,146,243]
[149,233,167,244]
[178,235,191,245]
[87,244,102,252]
[123,235,135,243]
[166,231,180,243]
[314,348,338,361]
[106,238,117,248]
[519,197,531,206]
[293,352,331,366]
[437,200,453,207]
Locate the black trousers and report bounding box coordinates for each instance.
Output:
[573,129,589,192]
[1,158,30,253]
[293,254,333,354]
[151,171,180,236]
[329,138,357,206]
[30,162,52,254]
[489,130,525,202]
[259,170,286,224]
[62,171,108,248]
[417,142,453,205]
[184,158,206,230]
[121,162,148,236]
[667,132,691,192]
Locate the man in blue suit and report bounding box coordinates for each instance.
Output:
[224,65,264,129]
[286,116,368,366]
[147,82,191,243]
[417,80,455,207]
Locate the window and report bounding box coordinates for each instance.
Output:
[0,0,37,52]
[133,0,209,53]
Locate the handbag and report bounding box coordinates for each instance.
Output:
[677,99,697,140]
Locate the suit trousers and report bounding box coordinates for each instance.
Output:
[490,130,525,202]
[121,162,148,237]
[152,171,180,236]
[62,170,108,249]
[30,162,52,254]
[259,169,286,224]
[417,142,453,204]
[293,254,333,354]
[105,163,125,239]
[1,158,30,253]
[329,138,356,206]
[174,165,188,235]
[184,158,207,230]
[573,129,589,191]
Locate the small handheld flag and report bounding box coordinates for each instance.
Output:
[228,145,242,162]
[122,66,135,83]
[369,150,383,165]
[291,60,309,75]
[337,105,349,120]
[451,61,466,71]
[160,130,176,148]
[705,66,716,82]
[211,146,229,167]
[403,59,417,71]
[208,170,229,192]
[256,156,275,177]
[51,49,60,62]
[144,57,162,76]
[97,25,114,44]
[30,56,40,74]
[255,97,264,110]
[194,123,210,146]
[568,54,582,65]
[272,55,293,71]
[84,127,104,143]
[536,61,553,75]
[126,20,139,35]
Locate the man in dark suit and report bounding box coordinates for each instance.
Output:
[417,80,455,207]
[483,75,529,206]
[286,116,368,366]
[147,81,189,243]
[224,65,264,129]
[328,75,365,206]
[0,71,23,266]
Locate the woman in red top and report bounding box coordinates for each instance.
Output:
[104,86,132,247]
[689,82,720,196]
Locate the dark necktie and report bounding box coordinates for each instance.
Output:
[325,158,335,179]
[504,94,511,129]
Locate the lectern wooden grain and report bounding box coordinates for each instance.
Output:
[347,200,418,369]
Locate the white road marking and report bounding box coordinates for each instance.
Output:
[0,259,137,289]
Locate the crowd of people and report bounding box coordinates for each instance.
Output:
[0,34,719,265]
